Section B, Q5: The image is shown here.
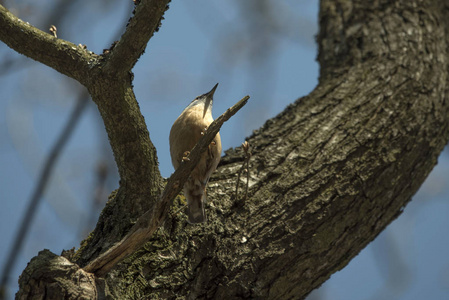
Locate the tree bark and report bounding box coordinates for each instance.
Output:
[8,0,449,299]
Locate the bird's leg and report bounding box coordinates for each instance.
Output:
[182,151,190,162]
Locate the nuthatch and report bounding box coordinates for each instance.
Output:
[169,83,222,223]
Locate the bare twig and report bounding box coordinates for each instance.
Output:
[0,91,89,296]
[235,141,251,203]
[83,95,250,277]
[235,157,245,200]
[243,142,251,200]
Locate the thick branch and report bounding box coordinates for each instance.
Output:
[83,96,250,276]
[0,5,94,85]
[103,0,171,74]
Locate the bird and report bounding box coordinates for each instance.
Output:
[169,83,222,223]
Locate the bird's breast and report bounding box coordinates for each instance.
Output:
[169,105,216,168]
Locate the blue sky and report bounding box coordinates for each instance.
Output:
[0,1,448,299]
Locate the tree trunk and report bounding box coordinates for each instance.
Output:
[13,0,449,299]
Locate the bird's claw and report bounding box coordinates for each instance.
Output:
[182,151,191,162]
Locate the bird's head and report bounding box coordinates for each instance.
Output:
[187,83,219,118]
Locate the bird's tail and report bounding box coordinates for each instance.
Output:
[185,186,207,224]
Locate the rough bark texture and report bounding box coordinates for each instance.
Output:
[16,250,97,300]
[9,0,449,299]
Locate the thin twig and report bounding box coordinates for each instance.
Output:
[235,141,251,204]
[244,154,251,201]
[83,95,250,277]
[235,161,245,200]
[0,91,89,296]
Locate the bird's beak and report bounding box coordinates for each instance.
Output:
[205,83,219,98]
[203,83,218,118]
